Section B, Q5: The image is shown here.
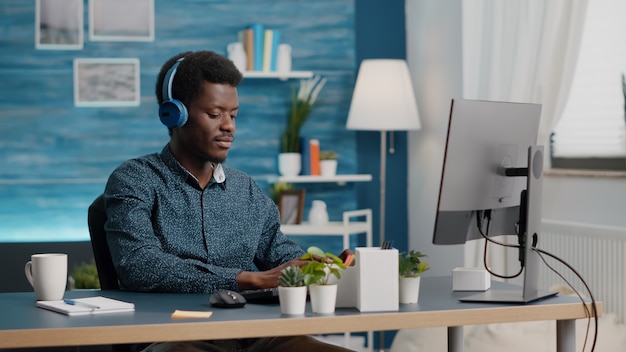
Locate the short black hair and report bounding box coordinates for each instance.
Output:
[155,50,243,107]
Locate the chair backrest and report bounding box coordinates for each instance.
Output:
[87,194,120,290]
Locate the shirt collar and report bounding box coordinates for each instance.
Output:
[160,144,228,189]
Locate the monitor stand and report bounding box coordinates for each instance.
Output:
[460,146,558,304]
[459,287,558,304]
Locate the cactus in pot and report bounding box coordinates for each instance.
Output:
[279,265,305,287]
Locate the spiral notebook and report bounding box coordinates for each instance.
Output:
[36,296,135,316]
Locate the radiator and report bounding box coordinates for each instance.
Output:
[539,220,626,323]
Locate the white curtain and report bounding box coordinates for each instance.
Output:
[461,0,588,272]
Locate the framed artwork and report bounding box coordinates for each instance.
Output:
[89,0,154,42]
[74,58,141,107]
[35,0,83,50]
[278,189,305,225]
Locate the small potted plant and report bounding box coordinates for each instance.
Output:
[301,246,346,314]
[398,250,430,304]
[277,265,307,315]
[319,150,338,177]
[69,260,100,290]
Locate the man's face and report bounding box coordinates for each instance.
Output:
[175,82,239,164]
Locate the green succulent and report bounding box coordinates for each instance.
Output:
[398,250,430,278]
[278,265,305,287]
[319,150,338,160]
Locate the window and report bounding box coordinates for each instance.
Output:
[551,0,626,170]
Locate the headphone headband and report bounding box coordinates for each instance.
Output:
[162,57,184,102]
[158,57,188,128]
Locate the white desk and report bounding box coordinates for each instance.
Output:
[0,277,600,351]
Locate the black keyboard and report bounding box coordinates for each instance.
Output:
[239,288,279,304]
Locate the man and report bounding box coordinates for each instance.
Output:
[103,50,354,352]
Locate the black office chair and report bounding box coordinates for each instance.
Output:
[87,194,120,290]
[88,195,146,352]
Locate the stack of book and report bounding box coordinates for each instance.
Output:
[240,23,282,72]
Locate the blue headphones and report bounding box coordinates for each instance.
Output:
[158,58,188,128]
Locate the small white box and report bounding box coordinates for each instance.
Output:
[334,266,357,308]
[356,247,399,312]
[452,267,491,291]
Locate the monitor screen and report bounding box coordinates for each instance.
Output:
[432,99,558,303]
[433,99,541,245]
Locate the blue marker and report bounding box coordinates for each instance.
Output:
[63,299,100,310]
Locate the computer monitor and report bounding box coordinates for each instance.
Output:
[433,99,557,303]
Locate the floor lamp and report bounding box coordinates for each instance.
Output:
[346,59,421,248]
[346,59,421,351]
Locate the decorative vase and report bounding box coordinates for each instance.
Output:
[276,44,292,73]
[308,200,329,226]
[399,276,421,304]
[308,283,338,314]
[278,153,301,176]
[278,286,308,315]
[320,159,338,177]
[226,42,247,73]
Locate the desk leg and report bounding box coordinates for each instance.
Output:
[556,319,576,352]
[448,326,463,352]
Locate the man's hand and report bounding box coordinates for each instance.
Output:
[236,258,308,290]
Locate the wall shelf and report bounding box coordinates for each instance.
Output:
[242,71,314,80]
[272,174,372,185]
[281,209,372,250]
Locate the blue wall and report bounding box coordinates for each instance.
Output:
[0,0,362,253]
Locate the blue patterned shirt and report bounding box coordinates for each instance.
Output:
[103,144,304,293]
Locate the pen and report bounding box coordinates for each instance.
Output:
[63,299,100,310]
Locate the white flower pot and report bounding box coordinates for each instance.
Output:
[308,284,337,314]
[399,276,421,304]
[278,286,307,315]
[320,159,338,177]
[278,153,301,176]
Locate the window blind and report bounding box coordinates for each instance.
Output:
[551,0,626,158]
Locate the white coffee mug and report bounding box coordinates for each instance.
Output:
[25,253,68,301]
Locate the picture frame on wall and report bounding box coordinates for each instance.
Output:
[74,58,141,107]
[35,0,83,50]
[89,0,154,42]
[278,189,305,225]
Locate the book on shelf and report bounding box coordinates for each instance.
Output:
[270,30,281,71]
[263,29,273,72]
[36,296,135,316]
[243,28,254,71]
[309,138,321,176]
[250,23,265,71]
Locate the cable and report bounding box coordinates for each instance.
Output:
[476,211,524,279]
[533,247,598,352]
[535,249,592,351]
[475,211,599,351]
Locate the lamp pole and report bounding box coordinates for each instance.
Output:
[379,130,387,248]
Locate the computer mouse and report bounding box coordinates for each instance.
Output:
[209,290,247,308]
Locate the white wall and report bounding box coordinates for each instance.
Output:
[406,0,464,276]
[406,1,626,277]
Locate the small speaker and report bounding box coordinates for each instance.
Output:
[158,58,188,128]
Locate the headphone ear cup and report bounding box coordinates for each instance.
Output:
[159,99,188,128]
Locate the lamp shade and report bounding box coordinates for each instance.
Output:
[346,59,421,131]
